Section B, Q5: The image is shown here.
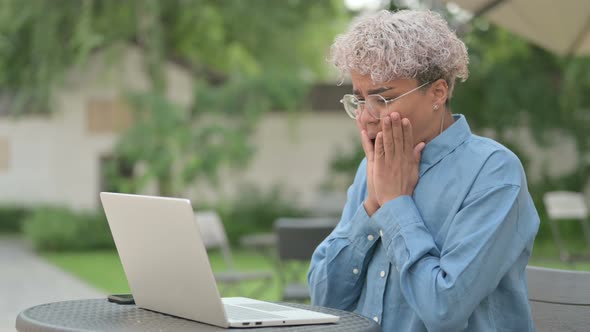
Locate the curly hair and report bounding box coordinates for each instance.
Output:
[329,9,469,98]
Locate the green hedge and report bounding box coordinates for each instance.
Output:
[0,206,30,233]
[22,207,115,251]
[17,184,307,251]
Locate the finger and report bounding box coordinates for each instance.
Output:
[375,131,385,161]
[402,118,413,159]
[391,113,403,158]
[382,115,394,160]
[361,130,374,162]
[414,142,426,164]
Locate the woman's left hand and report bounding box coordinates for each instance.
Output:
[373,112,426,206]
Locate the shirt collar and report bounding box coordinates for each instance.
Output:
[419,114,471,176]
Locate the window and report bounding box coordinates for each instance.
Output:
[86,99,133,134]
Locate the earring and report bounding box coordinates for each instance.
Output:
[433,104,439,110]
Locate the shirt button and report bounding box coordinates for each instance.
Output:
[380,271,386,278]
[379,229,384,237]
[373,316,379,323]
[352,268,359,275]
[367,234,374,241]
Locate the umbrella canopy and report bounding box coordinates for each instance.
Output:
[441,0,590,56]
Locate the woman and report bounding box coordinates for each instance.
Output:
[308,9,539,332]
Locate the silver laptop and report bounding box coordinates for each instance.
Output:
[100,192,339,328]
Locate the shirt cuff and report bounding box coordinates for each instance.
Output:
[372,195,431,269]
[347,203,381,253]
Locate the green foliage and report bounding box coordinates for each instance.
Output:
[202,184,309,245]
[22,207,114,251]
[85,0,344,196]
[106,72,311,196]
[158,0,346,79]
[2,0,348,201]
[21,183,308,252]
[453,22,590,172]
[0,0,135,114]
[454,25,561,141]
[0,0,347,115]
[0,206,30,233]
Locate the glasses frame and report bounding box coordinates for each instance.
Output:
[340,81,432,119]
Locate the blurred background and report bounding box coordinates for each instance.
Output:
[1,0,589,330]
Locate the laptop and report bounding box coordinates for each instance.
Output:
[100,192,339,328]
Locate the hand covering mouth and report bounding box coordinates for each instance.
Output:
[368,132,378,146]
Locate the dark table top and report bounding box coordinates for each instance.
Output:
[16,299,381,332]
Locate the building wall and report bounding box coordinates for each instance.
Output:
[0,46,194,211]
[186,112,357,210]
[0,45,586,211]
[0,106,585,212]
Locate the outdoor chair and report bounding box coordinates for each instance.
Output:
[526,265,590,331]
[543,191,590,262]
[194,211,273,297]
[274,217,339,302]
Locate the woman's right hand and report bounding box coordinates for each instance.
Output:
[356,113,380,216]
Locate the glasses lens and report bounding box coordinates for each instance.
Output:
[366,95,387,119]
[341,95,359,119]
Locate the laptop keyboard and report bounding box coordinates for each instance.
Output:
[224,304,286,320]
[239,302,298,312]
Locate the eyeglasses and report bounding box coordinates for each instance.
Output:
[340,81,432,119]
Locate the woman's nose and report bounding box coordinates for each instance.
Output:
[360,106,379,125]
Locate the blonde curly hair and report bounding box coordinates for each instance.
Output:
[329,9,469,98]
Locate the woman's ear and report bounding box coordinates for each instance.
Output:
[431,79,448,107]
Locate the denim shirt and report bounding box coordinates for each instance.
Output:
[308,114,540,332]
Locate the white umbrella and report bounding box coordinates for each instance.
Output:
[441,0,590,56]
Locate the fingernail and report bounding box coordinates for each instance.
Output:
[402,118,409,126]
[391,113,400,121]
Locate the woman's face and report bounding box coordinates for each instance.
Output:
[351,70,442,147]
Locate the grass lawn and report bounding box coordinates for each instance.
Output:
[42,240,590,302]
[42,249,291,301]
[528,239,590,270]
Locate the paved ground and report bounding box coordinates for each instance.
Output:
[0,236,104,332]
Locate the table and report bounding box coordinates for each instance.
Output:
[16,299,381,332]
